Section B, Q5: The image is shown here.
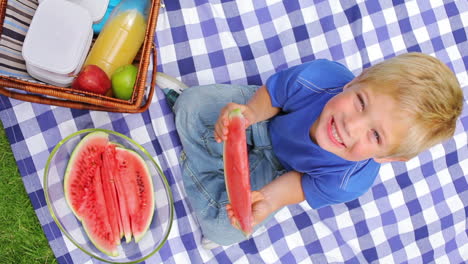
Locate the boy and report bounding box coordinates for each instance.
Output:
[172,53,463,248]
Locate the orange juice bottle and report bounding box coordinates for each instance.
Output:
[84,0,150,78]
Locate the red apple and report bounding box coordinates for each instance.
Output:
[72,65,111,95]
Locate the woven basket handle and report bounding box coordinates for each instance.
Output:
[0,44,157,113]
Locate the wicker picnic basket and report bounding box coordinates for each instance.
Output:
[0,0,160,113]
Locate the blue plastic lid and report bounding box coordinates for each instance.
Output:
[92,0,122,34]
[117,0,149,15]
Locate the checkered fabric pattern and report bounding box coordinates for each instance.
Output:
[0,0,467,263]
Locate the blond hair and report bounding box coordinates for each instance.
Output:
[355,52,464,159]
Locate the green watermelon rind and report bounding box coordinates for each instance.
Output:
[110,141,125,148]
[44,129,175,263]
[63,131,109,220]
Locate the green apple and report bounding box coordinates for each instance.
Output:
[111,64,138,100]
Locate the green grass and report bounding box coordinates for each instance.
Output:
[0,123,56,264]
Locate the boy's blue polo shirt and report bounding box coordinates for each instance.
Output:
[266,59,381,209]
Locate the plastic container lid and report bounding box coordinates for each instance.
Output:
[93,0,122,33]
[26,63,74,87]
[70,0,110,23]
[38,0,109,23]
[22,0,92,75]
[25,29,93,87]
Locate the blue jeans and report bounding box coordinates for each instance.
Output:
[174,84,285,245]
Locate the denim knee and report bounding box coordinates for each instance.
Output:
[174,86,202,115]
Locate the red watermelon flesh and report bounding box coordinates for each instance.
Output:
[81,165,119,256]
[223,109,252,235]
[63,131,156,256]
[113,146,133,243]
[64,132,109,220]
[63,132,119,256]
[101,144,122,243]
[115,147,155,243]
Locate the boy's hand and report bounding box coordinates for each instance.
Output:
[226,171,305,235]
[215,86,280,143]
[225,190,272,235]
[214,102,255,143]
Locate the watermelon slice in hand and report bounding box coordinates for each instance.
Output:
[223,108,253,236]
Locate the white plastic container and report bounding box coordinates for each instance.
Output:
[71,0,110,23]
[38,0,109,23]
[25,30,93,87]
[22,0,93,86]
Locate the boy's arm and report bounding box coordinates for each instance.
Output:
[215,85,280,142]
[245,85,281,124]
[226,170,305,230]
[258,170,305,212]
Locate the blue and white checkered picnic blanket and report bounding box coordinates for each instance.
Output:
[0,0,467,263]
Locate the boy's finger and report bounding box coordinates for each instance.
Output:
[251,190,264,203]
[214,126,222,142]
[231,218,238,228]
[217,118,230,140]
[214,118,227,140]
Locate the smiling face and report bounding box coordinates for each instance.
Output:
[310,81,410,163]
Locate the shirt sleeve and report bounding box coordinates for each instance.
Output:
[301,160,381,209]
[265,59,355,109]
